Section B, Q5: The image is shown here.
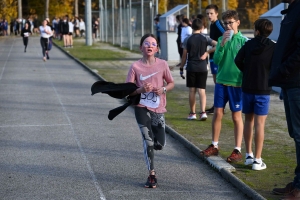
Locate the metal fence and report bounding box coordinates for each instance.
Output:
[95,0,285,51]
[97,0,156,52]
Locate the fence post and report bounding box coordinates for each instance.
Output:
[85,0,92,46]
[141,0,144,36]
[105,0,107,42]
[129,0,132,50]
[112,0,115,44]
[120,0,122,47]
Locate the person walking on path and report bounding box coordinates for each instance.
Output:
[39,20,52,62]
[200,10,248,163]
[180,18,217,121]
[46,18,54,59]
[269,0,300,199]
[235,18,276,171]
[60,16,69,48]
[205,4,225,114]
[21,22,32,52]
[126,33,174,188]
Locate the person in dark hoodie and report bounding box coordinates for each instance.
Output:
[235,18,275,171]
[268,0,300,198]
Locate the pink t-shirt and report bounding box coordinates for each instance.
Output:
[126,58,174,113]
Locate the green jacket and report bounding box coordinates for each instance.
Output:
[213,31,248,86]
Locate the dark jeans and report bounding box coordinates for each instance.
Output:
[282,87,300,188]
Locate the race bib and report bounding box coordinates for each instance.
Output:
[139,92,160,108]
[24,32,29,37]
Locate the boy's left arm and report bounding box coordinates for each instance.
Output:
[213,37,225,66]
[234,44,246,72]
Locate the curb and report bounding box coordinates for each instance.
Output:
[53,42,266,200]
[166,125,266,200]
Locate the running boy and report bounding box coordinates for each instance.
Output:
[180,18,217,120]
[235,19,275,170]
[126,34,174,188]
[200,10,248,163]
[205,4,225,114]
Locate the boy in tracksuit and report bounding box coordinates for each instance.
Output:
[205,4,225,114]
[200,10,248,163]
[235,19,275,170]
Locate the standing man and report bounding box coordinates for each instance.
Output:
[205,4,225,114]
[270,0,300,199]
[154,17,160,49]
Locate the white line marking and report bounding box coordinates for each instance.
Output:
[0,38,14,80]
[0,124,71,128]
[38,50,106,200]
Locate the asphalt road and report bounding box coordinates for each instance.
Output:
[0,36,250,200]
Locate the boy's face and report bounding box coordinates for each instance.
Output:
[206,9,218,22]
[223,17,240,33]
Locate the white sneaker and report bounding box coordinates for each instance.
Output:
[187,113,197,120]
[244,156,254,165]
[199,112,207,121]
[252,161,267,170]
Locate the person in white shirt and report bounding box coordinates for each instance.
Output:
[74,17,80,37]
[79,18,85,37]
[39,20,52,61]
[181,18,192,44]
[68,18,74,47]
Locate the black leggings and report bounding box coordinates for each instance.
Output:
[134,107,166,171]
[23,37,28,48]
[177,39,183,58]
[40,37,49,57]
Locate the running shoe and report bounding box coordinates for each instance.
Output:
[244,156,254,165]
[43,57,46,62]
[145,174,157,188]
[205,106,214,114]
[199,112,207,121]
[187,113,197,120]
[252,161,267,170]
[200,144,219,157]
[226,149,242,163]
[46,53,50,60]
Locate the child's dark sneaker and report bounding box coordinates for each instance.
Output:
[145,174,157,188]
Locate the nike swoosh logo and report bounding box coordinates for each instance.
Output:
[140,72,159,81]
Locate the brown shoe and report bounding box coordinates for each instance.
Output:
[200,144,219,157]
[226,149,242,163]
[273,182,295,195]
[281,188,300,200]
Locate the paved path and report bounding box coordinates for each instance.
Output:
[0,36,250,200]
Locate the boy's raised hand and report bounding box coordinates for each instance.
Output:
[221,30,232,47]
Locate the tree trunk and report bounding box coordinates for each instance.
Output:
[75,0,79,17]
[18,0,22,19]
[45,0,49,19]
